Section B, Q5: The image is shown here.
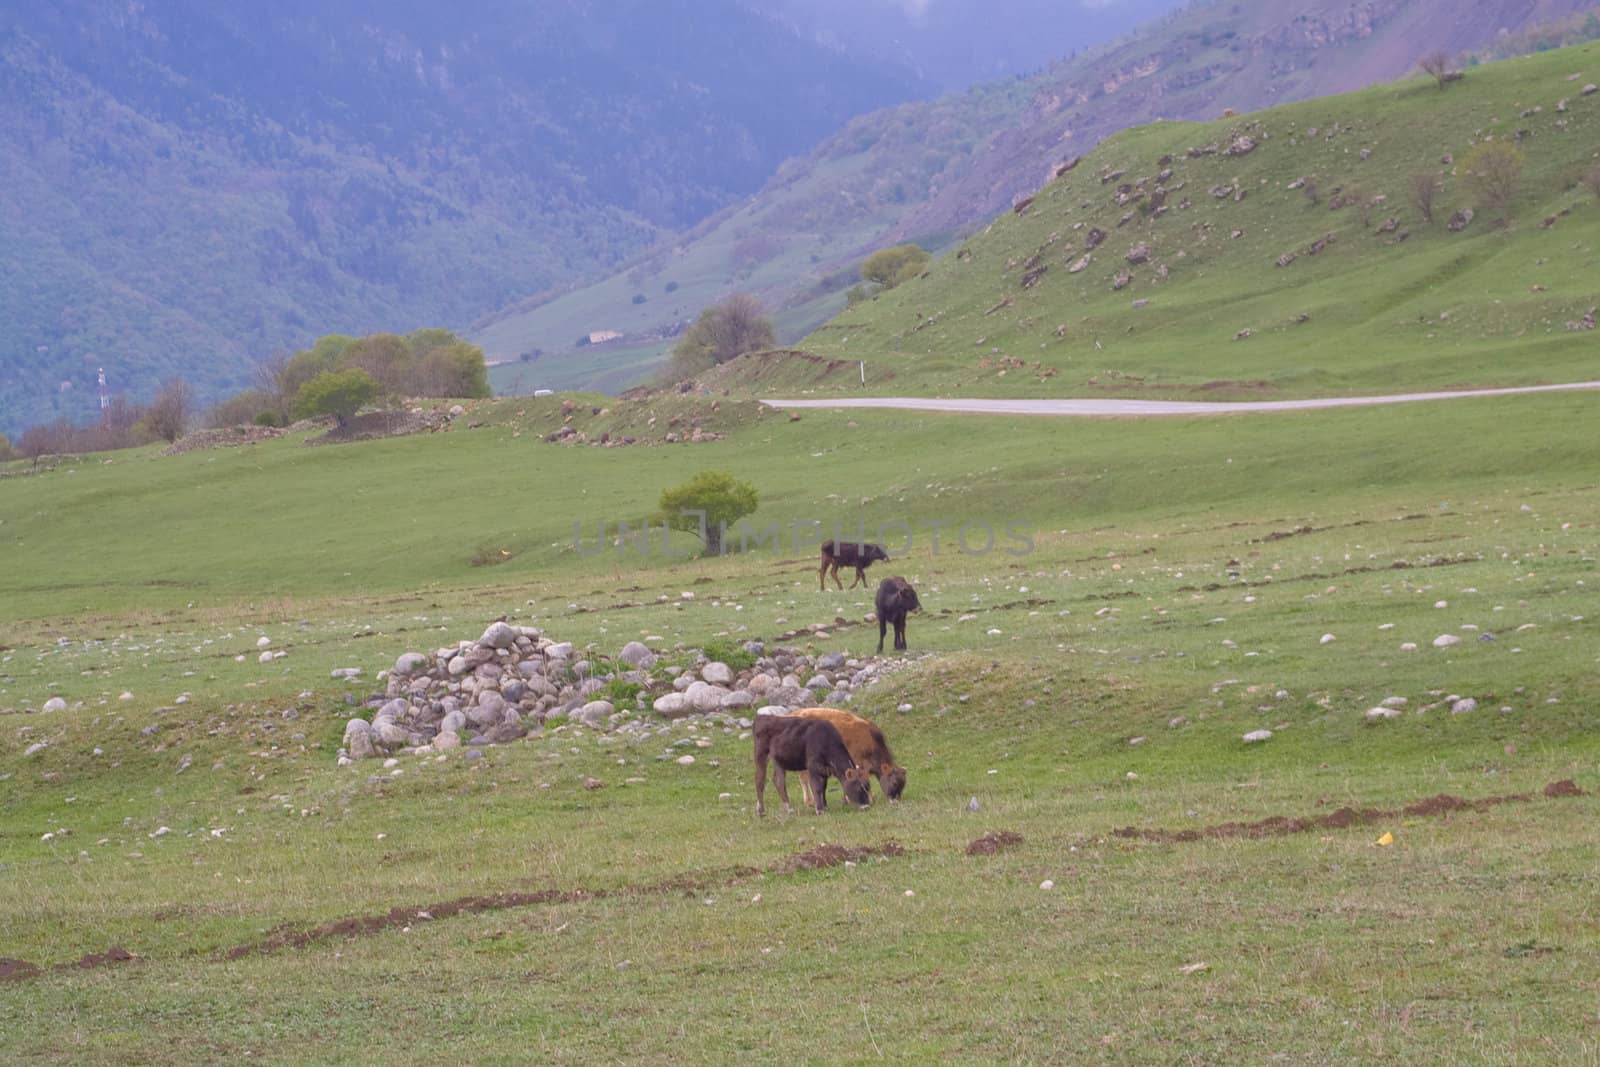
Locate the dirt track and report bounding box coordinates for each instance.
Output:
[761,381,1600,417]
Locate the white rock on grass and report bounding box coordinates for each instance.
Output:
[1242,729,1274,743]
[42,697,67,713]
[258,651,274,664]
[1319,633,1336,645]
[1365,707,1402,722]
[256,636,271,648]
[1433,634,1462,648]
[1451,698,1478,715]
[1400,642,1419,651]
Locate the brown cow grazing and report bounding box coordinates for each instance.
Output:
[793,707,906,803]
[820,539,889,591]
[753,714,871,816]
[875,576,921,653]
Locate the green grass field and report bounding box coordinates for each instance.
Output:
[3,386,1598,1062]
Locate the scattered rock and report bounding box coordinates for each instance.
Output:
[1242,729,1273,743]
[42,697,67,713]
[1432,634,1462,648]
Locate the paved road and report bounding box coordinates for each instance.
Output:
[760,381,1600,417]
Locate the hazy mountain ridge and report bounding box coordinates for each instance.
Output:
[0,0,923,433]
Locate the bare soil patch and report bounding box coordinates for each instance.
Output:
[966,831,1025,856]
[1114,781,1586,844]
[778,841,905,873]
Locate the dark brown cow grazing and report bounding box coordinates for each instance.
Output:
[793,707,907,804]
[753,714,871,816]
[875,576,920,653]
[820,539,889,591]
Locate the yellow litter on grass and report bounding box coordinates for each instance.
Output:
[1375,832,1394,847]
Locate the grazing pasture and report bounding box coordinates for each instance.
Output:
[1,391,1598,1062]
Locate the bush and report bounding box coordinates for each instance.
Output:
[292,368,381,427]
[861,244,930,290]
[1462,141,1525,217]
[668,295,774,379]
[140,377,193,443]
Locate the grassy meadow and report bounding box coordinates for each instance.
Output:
[2,387,1598,1063]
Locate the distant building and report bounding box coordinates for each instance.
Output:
[588,330,623,345]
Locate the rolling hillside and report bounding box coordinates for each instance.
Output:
[483,0,1600,393]
[733,42,1600,400]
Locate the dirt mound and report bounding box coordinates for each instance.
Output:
[162,426,285,455]
[1115,781,1586,844]
[778,841,905,873]
[965,831,1024,856]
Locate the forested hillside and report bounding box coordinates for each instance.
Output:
[0,0,921,433]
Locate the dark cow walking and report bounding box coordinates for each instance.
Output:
[753,714,871,816]
[875,576,921,653]
[819,539,889,591]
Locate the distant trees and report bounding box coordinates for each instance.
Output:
[292,369,380,428]
[1462,141,1525,218]
[860,244,930,290]
[668,294,775,378]
[7,379,193,458]
[0,432,17,462]
[657,470,759,556]
[1410,172,1441,223]
[207,328,489,427]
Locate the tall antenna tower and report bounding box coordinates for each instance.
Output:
[98,367,108,415]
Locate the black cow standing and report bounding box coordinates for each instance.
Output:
[875,576,921,653]
[819,539,889,591]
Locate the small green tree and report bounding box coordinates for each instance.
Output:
[0,431,17,462]
[1462,141,1525,218]
[861,244,930,290]
[657,471,759,556]
[668,294,775,378]
[293,368,380,428]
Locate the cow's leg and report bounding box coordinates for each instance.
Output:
[877,616,888,654]
[774,767,794,814]
[895,615,908,651]
[818,556,830,591]
[755,752,768,817]
[849,566,866,589]
[829,563,844,591]
[808,769,828,813]
[800,772,814,808]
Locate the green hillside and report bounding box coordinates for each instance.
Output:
[772,44,1600,400]
[477,0,1600,395]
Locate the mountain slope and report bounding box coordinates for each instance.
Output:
[723,41,1600,401]
[482,0,1600,392]
[0,0,922,433]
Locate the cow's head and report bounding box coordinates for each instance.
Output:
[865,543,890,563]
[881,765,908,801]
[841,766,872,808]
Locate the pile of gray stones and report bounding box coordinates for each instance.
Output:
[338,620,914,763]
